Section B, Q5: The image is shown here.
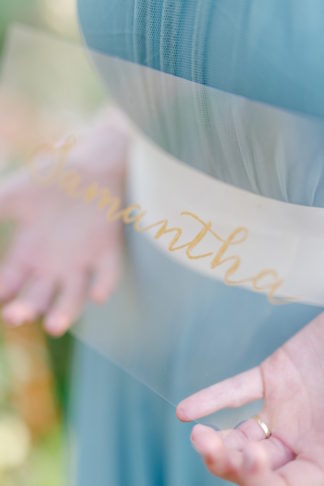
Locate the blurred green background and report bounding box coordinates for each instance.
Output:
[0,0,79,46]
[0,1,80,485]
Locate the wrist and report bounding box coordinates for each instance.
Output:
[70,106,131,183]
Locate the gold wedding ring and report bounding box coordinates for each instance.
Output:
[252,414,271,439]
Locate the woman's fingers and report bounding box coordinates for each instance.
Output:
[0,262,29,303]
[191,425,243,481]
[44,274,88,336]
[219,417,271,449]
[0,170,32,219]
[89,249,121,303]
[191,425,293,485]
[259,437,294,470]
[198,424,293,471]
[225,425,293,470]
[1,276,57,326]
[176,367,264,421]
[210,421,266,452]
[235,420,294,469]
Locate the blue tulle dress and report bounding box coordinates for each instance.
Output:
[70,1,324,485]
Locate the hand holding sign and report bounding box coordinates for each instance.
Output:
[177,312,324,485]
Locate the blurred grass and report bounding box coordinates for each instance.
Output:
[0,1,80,484]
[0,221,70,485]
[0,0,39,47]
[0,0,79,53]
[0,426,64,486]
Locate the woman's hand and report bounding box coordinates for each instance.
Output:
[177,312,324,485]
[0,108,130,336]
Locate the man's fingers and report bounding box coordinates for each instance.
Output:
[177,367,264,421]
[44,274,88,336]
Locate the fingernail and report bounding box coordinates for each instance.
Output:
[176,404,188,421]
[176,401,196,422]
